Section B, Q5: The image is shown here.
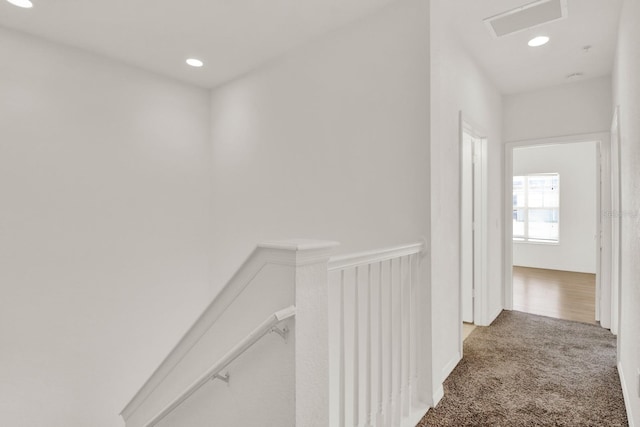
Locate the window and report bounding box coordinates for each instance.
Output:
[513,173,559,243]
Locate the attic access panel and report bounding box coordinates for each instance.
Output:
[484,0,568,38]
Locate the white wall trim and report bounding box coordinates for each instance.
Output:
[328,241,425,271]
[487,308,503,325]
[408,403,432,427]
[504,131,610,146]
[504,144,514,310]
[459,112,491,331]
[431,384,444,408]
[618,362,636,427]
[610,106,622,337]
[441,352,462,383]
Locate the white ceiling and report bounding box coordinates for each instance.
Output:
[440,0,622,94]
[0,0,622,94]
[0,0,399,88]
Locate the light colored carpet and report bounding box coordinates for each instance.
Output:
[417,310,628,426]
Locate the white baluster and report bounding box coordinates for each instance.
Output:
[366,264,372,427]
[353,267,359,427]
[398,256,405,422]
[410,254,418,401]
[403,256,411,416]
[376,262,384,427]
[340,270,346,427]
[329,244,423,427]
[387,259,393,427]
[394,257,402,426]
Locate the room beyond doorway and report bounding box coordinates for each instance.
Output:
[513,266,596,324]
[504,134,608,330]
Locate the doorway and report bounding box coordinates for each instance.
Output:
[459,114,488,349]
[504,133,610,329]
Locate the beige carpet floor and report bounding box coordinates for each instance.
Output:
[417,311,628,427]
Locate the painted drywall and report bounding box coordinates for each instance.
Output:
[612,0,640,424]
[0,28,212,427]
[209,0,431,403]
[503,76,613,142]
[209,0,430,283]
[430,0,504,390]
[512,142,598,273]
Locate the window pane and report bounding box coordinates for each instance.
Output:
[527,175,559,208]
[528,208,559,241]
[513,176,525,207]
[513,209,525,237]
[512,174,559,242]
[545,175,560,207]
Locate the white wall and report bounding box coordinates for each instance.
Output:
[209,0,429,289]
[512,142,597,273]
[613,0,640,424]
[430,0,503,393]
[0,28,212,427]
[208,0,431,400]
[503,76,613,142]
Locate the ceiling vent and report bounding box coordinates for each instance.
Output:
[484,0,568,38]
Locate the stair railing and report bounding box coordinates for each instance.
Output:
[328,242,425,427]
[144,305,295,427]
[121,239,429,427]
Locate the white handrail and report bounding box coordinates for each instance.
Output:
[143,305,296,427]
[328,241,424,271]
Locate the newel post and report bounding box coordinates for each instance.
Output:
[258,239,339,427]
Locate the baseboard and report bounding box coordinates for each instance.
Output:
[405,402,431,427]
[441,352,462,382]
[475,307,503,327]
[618,362,636,427]
[487,307,503,325]
[431,383,444,407]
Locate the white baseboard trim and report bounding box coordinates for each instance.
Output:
[618,361,636,427]
[405,403,431,427]
[487,307,503,325]
[431,383,444,407]
[441,352,462,381]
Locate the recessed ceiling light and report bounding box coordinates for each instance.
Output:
[186,58,204,68]
[528,36,550,47]
[5,0,33,8]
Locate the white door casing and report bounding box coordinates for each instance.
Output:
[461,130,474,324]
[459,112,489,359]
[610,107,622,337]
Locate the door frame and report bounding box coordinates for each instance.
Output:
[610,107,622,340]
[459,112,488,354]
[503,132,609,324]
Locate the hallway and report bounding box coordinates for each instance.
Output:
[1,0,639,425]
[418,311,627,426]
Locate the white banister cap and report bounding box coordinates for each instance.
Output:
[258,239,340,251]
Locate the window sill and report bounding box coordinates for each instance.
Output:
[512,239,559,246]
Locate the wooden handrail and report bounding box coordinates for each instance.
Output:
[143,305,296,427]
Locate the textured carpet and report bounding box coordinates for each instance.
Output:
[417,311,628,427]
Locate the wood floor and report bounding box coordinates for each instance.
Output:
[512,266,596,324]
[462,322,476,340]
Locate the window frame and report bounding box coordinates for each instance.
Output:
[512,173,560,244]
